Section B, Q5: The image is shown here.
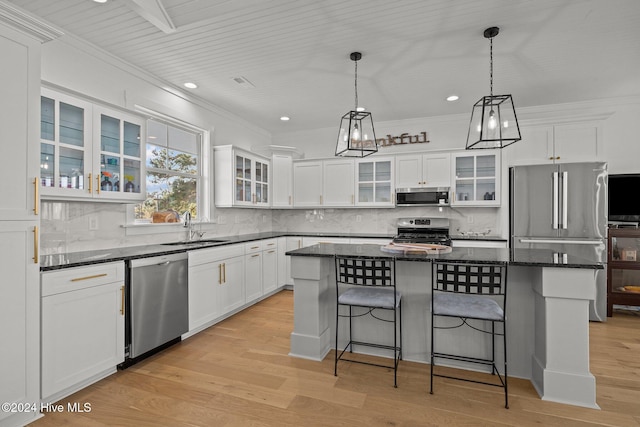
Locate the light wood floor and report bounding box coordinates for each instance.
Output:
[33,290,640,426]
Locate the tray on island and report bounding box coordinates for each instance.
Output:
[380,242,452,254]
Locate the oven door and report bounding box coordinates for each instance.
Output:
[396,188,449,206]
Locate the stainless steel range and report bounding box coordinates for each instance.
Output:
[393,217,451,246]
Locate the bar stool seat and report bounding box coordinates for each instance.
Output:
[339,287,401,309]
[433,293,503,321]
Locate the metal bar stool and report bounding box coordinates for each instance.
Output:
[334,255,402,387]
[430,261,508,408]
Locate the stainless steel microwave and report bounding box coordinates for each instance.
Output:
[396,187,450,206]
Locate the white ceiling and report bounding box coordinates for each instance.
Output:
[8,0,640,133]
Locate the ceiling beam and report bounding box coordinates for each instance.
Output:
[123,0,176,34]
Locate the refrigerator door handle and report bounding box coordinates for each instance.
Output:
[562,171,568,229]
[552,171,559,229]
[519,238,603,245]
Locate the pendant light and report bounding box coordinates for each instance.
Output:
[335,52,378,157]
[466,27,521,150]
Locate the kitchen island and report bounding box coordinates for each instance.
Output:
[286,243,603,409]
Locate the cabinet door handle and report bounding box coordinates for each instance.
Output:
[289,195,292,205]
[298,240,301,249]
[223,262,226,283]
[33,178,39,215]
[71,273,108,282]
[549,157,554,160]
[251,245,260,250]
[88,173,93,193]
[33,226,38,264]
[219,263,223,284]
[252,254,260,258]
[120,286,125,315]
[96,175,100,194]
[556,156,561,160]
[267,250,276,254]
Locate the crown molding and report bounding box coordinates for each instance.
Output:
[0,1,63,42]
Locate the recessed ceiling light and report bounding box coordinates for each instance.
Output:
[183,82,198,89]
[446,95,459,102]
[93,0,108,3]
[280,116,290,121]
[356,107,366,112]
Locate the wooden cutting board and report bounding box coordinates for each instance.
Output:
[381,242,452,254]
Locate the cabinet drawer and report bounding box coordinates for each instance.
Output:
[244,241,263,254]
[262,239,278,252]
[42,262,124,297]
[188,244,244,266]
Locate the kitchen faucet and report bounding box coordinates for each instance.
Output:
[183,211,205,241]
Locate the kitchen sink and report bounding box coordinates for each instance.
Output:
[162,239,227,247]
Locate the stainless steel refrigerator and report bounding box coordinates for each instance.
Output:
[509,162,607,321]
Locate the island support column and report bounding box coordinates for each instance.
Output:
[289,256,333,361]
[532,267,599,409]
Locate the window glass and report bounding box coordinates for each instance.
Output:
[135,119,201,223]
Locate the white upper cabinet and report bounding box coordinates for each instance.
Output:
[214,145,270,208]
[293,158,355,207]
[509,121,602,166]
[356,156,394,207]
[322,158,355,207]
[395,152,451,188]
[271,154,293,208]
[293,160,322,207]
[451,150,501,207]
[40,88,145,202]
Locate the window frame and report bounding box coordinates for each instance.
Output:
[125,107,211,234]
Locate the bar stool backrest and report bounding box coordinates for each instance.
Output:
[336,257,394,287]
[433,262,505,296]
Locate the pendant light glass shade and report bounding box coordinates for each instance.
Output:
[336,52,378,157]
[466,27,521,150]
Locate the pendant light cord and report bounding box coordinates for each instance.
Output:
[354,59,359,110]
[489,35,493,97]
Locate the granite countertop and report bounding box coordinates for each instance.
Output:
[40,231,395,271]
[286,243,603,269]
[449,234,507,242]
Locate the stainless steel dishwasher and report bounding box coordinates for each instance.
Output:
[128,252,189,360]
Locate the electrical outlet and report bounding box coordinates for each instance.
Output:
[356,215,362,222]
[467,215,474,224]
[89,216,98,230]
[218,215,226,224]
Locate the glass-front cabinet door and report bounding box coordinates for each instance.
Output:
[254,159,269,206]
[356,157,394,207]
[40,89,92,198]
[95,107,144,201]
[40,88,145,202]
[451,150,500,206]
[234,153,270,206]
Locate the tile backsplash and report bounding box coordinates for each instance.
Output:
[40,201,503,255]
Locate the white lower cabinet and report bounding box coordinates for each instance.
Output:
[40,262,125,402]
[244,241,263,302]
[262,239,278,294]
[188,244,245,332]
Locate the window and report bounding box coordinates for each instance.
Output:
[135,119,202,223]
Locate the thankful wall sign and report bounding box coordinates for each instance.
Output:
[376,131,429,147]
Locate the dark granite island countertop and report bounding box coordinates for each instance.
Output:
[286,243,603,269]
